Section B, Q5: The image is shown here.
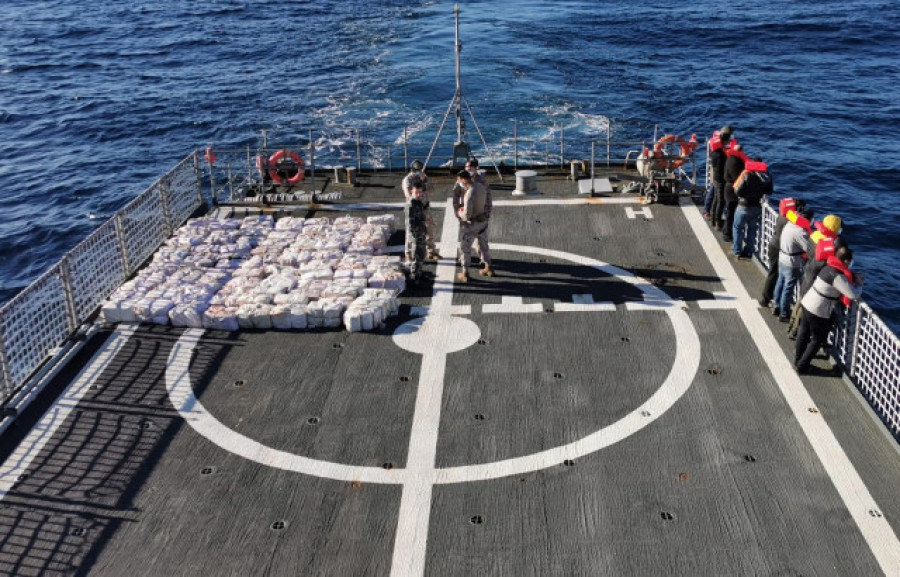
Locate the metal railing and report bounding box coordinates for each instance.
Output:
[756,203,900,441]
[0,152,202,401]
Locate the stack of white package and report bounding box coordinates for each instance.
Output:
[101,213,404,332]
[344,288,400,332]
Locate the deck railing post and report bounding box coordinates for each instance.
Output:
[58,257,78,333]
[114,213,131,278]
[514,120,518,171]
[356,130,362,173]
[849,303,864,378]
[560,124,565,169]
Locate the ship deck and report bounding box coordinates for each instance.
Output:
[1,169,899,576]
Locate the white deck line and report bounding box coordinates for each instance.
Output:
[390,201,463,577]
[0,324,138,501]
[680,197,900,575]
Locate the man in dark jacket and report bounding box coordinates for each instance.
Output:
[722,143,746,242]
[708,125,733,230]
[731,158,773,258]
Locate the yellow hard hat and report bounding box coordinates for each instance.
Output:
[823,214,842,234]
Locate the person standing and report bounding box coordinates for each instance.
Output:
[773,207,814,321]
[722,143,747,243]
[787,213,843,338]
[794,246,862,374]
[731,157,772,258]
[760,198,808,307]
[455,170,492,282]
[404,183,428,284]
[401,160,440,261]
[708,125,733,230]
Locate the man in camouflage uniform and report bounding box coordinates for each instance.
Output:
[455,170,493,282]
[401,160,439,261]
[405,182,428,283]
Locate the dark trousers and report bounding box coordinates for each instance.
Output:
[761,250,779,302]
[794,308,833,372]
[710,182,725,227]
[723,199,738,241]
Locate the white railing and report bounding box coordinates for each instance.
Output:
[757,203,900,440]
[0,152,202,401]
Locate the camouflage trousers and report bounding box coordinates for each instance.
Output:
[405,208,436,255]
[408,225,427,280]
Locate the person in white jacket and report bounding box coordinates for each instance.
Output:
[794,246,862,374]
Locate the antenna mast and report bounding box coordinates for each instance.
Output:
[424,4,502,179]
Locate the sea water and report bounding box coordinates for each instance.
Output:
[1,0,898,330]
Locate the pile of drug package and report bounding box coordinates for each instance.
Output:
[100,214,405,332]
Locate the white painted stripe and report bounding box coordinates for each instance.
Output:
[482,296,544,314]
[492,197,640,206]
[410,305,471,317]
[554,302,616,312]
[391,199,462,577]
[695,300,739,310]
[680,198,900,574]
[0,324,138,501]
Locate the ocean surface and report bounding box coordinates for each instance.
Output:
[1,0,898,331]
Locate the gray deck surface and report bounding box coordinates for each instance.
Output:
[1,170,899,576]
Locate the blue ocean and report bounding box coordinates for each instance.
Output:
[1,0,898,330]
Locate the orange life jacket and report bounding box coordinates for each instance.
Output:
[825,255,855,307]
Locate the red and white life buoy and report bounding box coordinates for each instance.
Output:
[266,150,305,184]
[654,134,695,168]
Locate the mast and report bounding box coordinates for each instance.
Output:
[454,3,464,145]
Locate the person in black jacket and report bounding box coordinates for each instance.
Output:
[731,157,773,258]
[708,125,733,230]
[722,143,746,243]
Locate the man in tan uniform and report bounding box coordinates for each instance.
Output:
[455,170,493,282]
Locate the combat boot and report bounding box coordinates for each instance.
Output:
[456,269,469,283]
[427,249,441,260]
[478,264,495,277]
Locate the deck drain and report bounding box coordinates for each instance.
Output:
[808,407,819,414]
[233,379,247,388]
[332,343,344,349]
[707,367,721,376]
[399,376,412,382]
[200,466,217,476]
[640,410,652,417]
[656,252,666,257]
[539,258,547,263]
[474,414,486,421]
[563,459,576,467]
[140,421,153,430]
[553,372,564,380]
[620,337,630,342]
[69,527,86,537]
[869,509,883,518]
[270,520,288,531]
[660,511,675,521]
[593,237,601,241]
[535,220,542,224]
[306,416,321,425]
[744,455,757,463]
[470,515,484,525]
[545,307,554,313]
[382,462,394,470]
[477,339,488,345]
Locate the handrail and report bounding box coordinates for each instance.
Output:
[0,151,202,403]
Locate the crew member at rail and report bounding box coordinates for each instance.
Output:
[708,125,733,231]
[731,157,772,259]
[722,143,748,243]
[773,206,814,322]
[760,198,808,308]
[455,170,492,282]
[794,246,862,375]
[401,160,440,261]
[788,214,844,339]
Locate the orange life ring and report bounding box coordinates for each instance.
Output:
[654,134,695,168]
[266,150,305,184]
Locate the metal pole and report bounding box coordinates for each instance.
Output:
[514,120,518,171]
[591,140,595,194]
[606,123,611,167]
[309,128,315,195]
[403,126,408,171]
[454,3,463,144]
[560,124,564,169]
[356,130,362,172]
